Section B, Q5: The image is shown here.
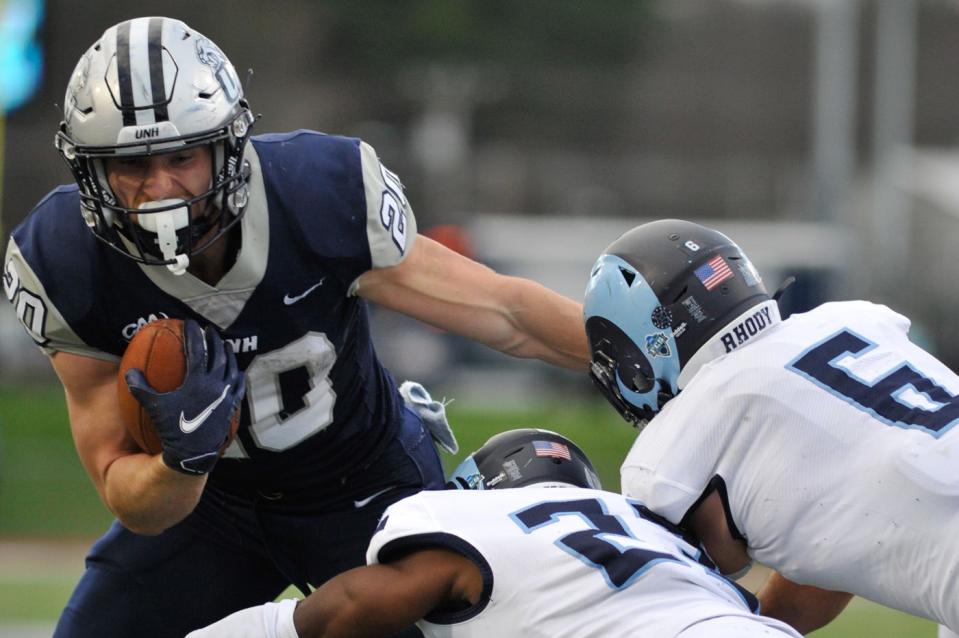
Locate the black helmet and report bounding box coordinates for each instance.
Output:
[584,219,777,426]
[447,429,602,490]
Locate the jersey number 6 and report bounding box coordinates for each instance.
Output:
[787,328,959,437]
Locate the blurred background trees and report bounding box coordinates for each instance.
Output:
[5,0,959,378]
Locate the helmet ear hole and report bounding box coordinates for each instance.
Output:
[627,370,654,394]
[587,319,655,394]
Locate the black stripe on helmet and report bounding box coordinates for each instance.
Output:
[116,21,136,126]
[147,17,168,122]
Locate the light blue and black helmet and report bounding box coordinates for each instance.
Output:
[584,220,771,426]
[447,428,601,491]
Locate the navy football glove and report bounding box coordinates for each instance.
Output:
[125,320,246,475]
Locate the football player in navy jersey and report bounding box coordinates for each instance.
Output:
[187,429,801,638]
[1,17,587,638]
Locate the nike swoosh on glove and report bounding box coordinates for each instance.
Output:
[125,319,247,475]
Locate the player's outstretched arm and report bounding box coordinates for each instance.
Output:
[354,235,589,370]
[52,351,208,535]
[757,571,853,635]
[186,547,482,638]
[295,547,481,637]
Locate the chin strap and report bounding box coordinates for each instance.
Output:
[166,254,190,276]
[136,199,191,275]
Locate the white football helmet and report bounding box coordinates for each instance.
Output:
[55,17,256,273]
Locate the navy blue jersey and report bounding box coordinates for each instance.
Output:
[3,130,418,494]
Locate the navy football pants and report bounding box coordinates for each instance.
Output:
[53,408,443,638]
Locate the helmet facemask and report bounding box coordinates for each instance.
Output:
[57,107,254,274]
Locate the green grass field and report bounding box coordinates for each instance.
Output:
[0,385,937,636]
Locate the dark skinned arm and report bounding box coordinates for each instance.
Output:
[757,571,853,635]
[685,489,851,635]
[294,547,483,638]
[186,547,483,638]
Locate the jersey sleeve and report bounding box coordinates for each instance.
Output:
[3,236,115,361]
[358,141,417,272]
[366,492,492,571]
[251,131,417,296]
[366,492,495,625]
[366,493,446,565]
[620,383,727,524]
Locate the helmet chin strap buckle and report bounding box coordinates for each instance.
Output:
[166,254,190,276]
[136,199,191,276]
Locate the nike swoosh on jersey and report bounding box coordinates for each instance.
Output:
[283,278,326,305]
[179,385,231,434]
[353,485,399,509]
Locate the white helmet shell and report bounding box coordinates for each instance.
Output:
[63,17,244,153]
[55,17,256,268]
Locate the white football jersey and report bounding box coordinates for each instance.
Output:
[622,300,959,629]
[367,488,800,638]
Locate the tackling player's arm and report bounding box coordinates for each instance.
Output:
[355,234,589,370]
[685,490,852,634]
[684,489,751,576]
[185,547,483,638]
[295,547,481,637]
[51,351,206,535]
[757,571,852,635]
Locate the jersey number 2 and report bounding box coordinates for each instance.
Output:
[3,259,48,345]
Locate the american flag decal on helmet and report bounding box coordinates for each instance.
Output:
[694,255,734,291]
[533,441,572,461]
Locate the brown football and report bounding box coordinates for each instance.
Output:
[117,319,188,454]
[117,318,239,454]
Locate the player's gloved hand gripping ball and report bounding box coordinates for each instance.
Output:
[123,319,246,475]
